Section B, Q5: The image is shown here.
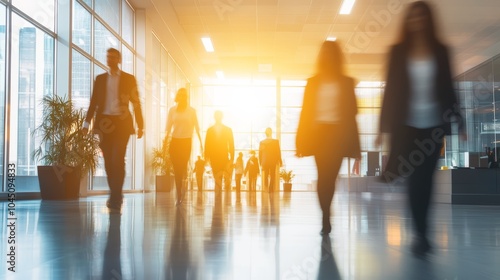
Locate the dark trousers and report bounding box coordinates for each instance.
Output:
[398,125,444,239]
[262,166,277,192]
[248,175,257,191]
[235,173,242,192]
[211,160,230,192]
[313,125,343,223]
[97,115,131,204]
[170,138,192,200]
[196,172,203,191]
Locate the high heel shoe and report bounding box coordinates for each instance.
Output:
[320,218,331,235]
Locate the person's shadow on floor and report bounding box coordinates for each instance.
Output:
[317,236,342,280]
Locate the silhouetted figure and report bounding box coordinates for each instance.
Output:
[194,156,205,191]
[234,152,244,193]
[165,88,203,206]
[83,47,144,213]
[245,150,260,191]
[259,127,282,192]
[487,147,498,168]
[376,1,465,256]
[296,40,361,235]
[204,110,234,192]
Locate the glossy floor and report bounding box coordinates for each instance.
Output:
[1,190,500,280]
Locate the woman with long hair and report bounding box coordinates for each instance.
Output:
[165,88,203,205]
[376,1,465,256]
[296,40,360,235]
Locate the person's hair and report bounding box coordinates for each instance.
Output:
[315,40,344,79]
[175,88,188,108]
[107,48,121,59]
[398,1,441,50]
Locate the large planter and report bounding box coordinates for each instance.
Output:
[283,183,292,192]
[37,165,81,200]
[156,175,173,192]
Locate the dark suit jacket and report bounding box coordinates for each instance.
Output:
[259,138,282,169]
[379,43,463,135]
[204,124,234,169]
[296,75,361,158]
[85,71,144,134]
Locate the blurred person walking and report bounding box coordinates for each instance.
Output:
[376,1,465,256]
[296,40,360,235]
[165,88,203,206]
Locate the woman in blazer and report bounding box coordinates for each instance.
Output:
[376,1,464,256]
[296,40,361,235]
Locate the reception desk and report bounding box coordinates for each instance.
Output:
[435,168,500,205]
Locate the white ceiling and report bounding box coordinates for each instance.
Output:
[131,0,500,83]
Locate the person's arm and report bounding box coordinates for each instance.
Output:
[128,74,144,138]
[193,108,203,153]
[228,127,235,162]
[277,140,283,167]
[165,107,174,140]
[376,46,398,146]
[82,75,101,133]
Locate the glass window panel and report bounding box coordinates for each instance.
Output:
[122,0,134,46]
[281,86,304,107]
[356,87,382,108]
[80,0,92,8]
[10,14,55,191]
[94,20,119,65]
[280,108,300,133]
[0,5,6,190]
[280,133,296,151]
[160,48,168,132]
[121,45,133,73]
[95,0,119,33]
[12,0,55,31]
[71,50,91,110]
[357,108,380,134]
[72,0,91,54]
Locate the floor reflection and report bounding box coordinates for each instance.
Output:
[317,236,342,280]
[102,213,122,280]
[2,191,500,279]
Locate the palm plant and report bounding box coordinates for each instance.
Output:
[152,137,173,176]
[32,95,100,176]
[280,168,295,183]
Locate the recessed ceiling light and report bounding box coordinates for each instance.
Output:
[201,37,214,52]
[326,37,337,41]
[339,0,355,15]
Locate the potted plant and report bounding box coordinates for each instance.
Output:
[32,95,100,200]
[152,137,174,192]
[280,168,295,192]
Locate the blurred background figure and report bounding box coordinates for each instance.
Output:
[296,40,360,235]
[204,110,235,193]
[376,1,465,256]
[165,88,203,206]
[259,127,283,192]
[234,152,244,193]
[194,155,205,191]
[245,150,260,192]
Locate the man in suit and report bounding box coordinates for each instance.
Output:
[194,155,205,191]
[204,110,234,192]
[259,127,282,192]
[82,48,144,212]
